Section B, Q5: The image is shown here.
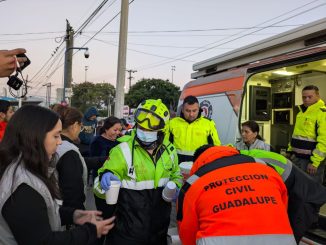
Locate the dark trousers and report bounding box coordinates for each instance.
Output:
[94,195,117,245]
[292,155,325,184]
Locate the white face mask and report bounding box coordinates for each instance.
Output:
[136,128,158,143]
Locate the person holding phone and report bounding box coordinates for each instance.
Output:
[0,48,27,77]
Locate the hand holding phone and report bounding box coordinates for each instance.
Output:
[0,48,26,77]
[16,53,31,71]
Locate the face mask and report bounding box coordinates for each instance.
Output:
[136,128,158,143]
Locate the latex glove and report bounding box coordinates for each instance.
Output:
[100,172,120,191]
[172,187,180,203]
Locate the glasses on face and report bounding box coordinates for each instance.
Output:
[134,109,164,130]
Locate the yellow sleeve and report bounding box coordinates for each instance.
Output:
[97,146,128,180]
[210,120,221,146]
[311,111,326,167]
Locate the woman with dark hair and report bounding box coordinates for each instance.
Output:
[55,105,88,211]
[235,120,270,151]
[0,105,114,244]
[90,116,122,158]
[90,117,122,220]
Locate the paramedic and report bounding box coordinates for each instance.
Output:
[98,99,182,245]
[177,145,296,245]
[169,95,221,163]
[287,85,326,183]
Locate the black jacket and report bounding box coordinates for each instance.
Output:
[57,135,86,210]
[2,184,97,245]
[286,164,326,243]
[106,187,171,245]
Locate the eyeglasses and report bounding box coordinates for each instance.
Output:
[134,109,164,130]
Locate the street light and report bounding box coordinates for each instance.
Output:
[85,66,89,83]
[63,47,89,102]
[171,65,176,84]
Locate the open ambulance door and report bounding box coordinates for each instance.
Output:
[240,49,326,153]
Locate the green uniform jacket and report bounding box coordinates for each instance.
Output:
[97,134,182,242]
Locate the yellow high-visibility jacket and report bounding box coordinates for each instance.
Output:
[288,99,326,168]
[168,116,221,158]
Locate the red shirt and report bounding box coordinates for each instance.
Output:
[0,121,7,141]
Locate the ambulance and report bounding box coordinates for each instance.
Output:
[180,17,326,152]
[179,17,326,244]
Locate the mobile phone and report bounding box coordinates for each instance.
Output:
[16,53,31,71]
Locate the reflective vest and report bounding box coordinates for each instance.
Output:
[177,146,295,245]
[240,149,293,182]
[169,116,221,158]
[288,99,326,167]
[97,135,183,242]
[0,161,62,245]
[97,135,182,191]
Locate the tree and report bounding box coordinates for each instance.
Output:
[125,78,180,111]
[71,82,115,116]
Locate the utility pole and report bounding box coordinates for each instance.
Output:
[63,20,74,103]
[43,82,52,107]
[114,0,129,118]
[126,69,137,91]
[171,65,176,84]
[85,66,89,83]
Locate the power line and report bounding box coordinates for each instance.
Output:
[74,0,111,37]
[134,0,325,71]
[78,0,135,48]
[27,0,114,94]
[0,24,301,37]
[81,35,195,62]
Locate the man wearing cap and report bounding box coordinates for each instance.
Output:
[168,95,221,163]
[98,99,182,245]
[0,100,14,141]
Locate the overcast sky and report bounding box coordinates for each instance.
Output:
[1,0,326,102]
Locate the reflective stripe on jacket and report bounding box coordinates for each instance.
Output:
[168,116,221,157]
[288,99,326,167]
[177,146,295,245]
[240,149,292,182]
[97,135,182,242]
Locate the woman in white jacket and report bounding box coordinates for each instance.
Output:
[235,120,270,151]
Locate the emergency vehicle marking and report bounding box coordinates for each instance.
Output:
[203,174,268,191]
[212,196,278,213]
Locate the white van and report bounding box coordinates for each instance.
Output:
[179,17,326,244]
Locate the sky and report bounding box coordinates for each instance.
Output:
[1,0,326,103]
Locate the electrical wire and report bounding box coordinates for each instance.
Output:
[134,0,326,71]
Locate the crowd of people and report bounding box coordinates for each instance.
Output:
[0,48,326,245]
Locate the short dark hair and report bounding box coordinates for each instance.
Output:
[0,100,10,114]
[0,105,60,198]
[193,144,215,163]
[303,85,319,94]
[183,95,199,105]
[100,116,122,135]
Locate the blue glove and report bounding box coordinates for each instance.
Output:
[172,187,180,203]
[100,172,120,191]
